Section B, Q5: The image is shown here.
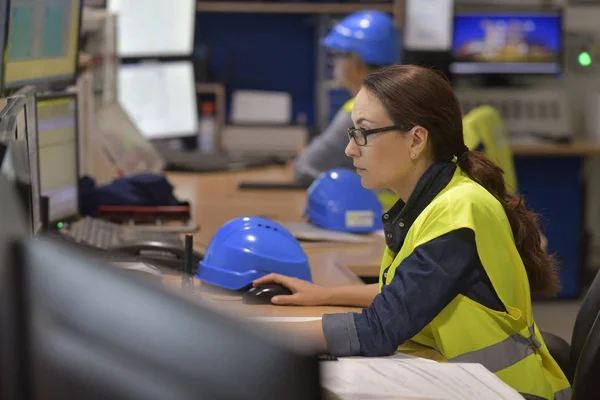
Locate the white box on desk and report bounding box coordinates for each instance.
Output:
[221,125,308,158]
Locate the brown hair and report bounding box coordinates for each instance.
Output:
[363,65,560,297]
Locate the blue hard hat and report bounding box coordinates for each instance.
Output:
[321,10,400,65]
[304,168,383,233]
[195,216,312,290]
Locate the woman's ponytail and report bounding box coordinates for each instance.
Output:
[457,150,560,297]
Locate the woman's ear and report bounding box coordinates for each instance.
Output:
[409,126,428,158]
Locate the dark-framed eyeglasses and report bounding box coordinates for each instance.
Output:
[347,124,414,146]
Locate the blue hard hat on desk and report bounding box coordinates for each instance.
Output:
[321,10,400,65]
[304,168,383,233]
[195,216,312,290]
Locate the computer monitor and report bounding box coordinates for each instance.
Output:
[0,1,10,92]
[0,139,32,236]
[118,61,198,139]
[0,172,30,400]
[9,86,42,235]
[450,9,562,75]
[0,95,39,235]
[107,0,195,57]
[2,237,322,400]
[4,0,83,90]
[36,93,79,224]
[0,170,28,244]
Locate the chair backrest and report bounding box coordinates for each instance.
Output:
[572,311,600,400]
[571,270,600,371]
[462,105,518,194]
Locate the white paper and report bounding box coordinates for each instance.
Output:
[322,358,523,400]
[347,353,437,364]
[404,0,454,51]
[282,222,374,244]
[247,317,322,323]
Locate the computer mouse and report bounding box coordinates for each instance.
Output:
[242,284,293,304]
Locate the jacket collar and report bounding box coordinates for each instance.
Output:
[382,161,456,253]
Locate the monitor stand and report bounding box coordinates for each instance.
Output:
[479,75,530,89]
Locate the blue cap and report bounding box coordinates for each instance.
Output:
[304,168,383,233]
[321,10,400,65]
[196,216,312,290]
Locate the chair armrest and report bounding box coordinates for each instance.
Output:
[541,330,573,383]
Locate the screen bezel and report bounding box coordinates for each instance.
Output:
[0,96,35,235]
[9,86,44,235]
[0,0,11,94]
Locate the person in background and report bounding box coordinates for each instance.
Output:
[255,65,570,400]
[293,10,400,187]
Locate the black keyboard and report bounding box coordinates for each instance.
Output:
[161,150,284,172]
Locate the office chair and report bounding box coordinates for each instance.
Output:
[571,312,600,400]
[541,269,600,382]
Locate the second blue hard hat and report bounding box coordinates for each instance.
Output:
[195,216,312,290]
[304,168,383,233]
[321,10,400,65]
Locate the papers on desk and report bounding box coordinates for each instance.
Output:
[322,356,523,400]
[282,222,375,244]
[247,317,322,323]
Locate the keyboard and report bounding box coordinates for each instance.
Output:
[160,150,284,173]
[64,217,183,250]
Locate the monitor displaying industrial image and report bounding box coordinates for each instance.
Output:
[4,0,82,89]
[450,10,562,75]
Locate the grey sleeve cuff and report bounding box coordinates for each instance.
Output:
[322,313,361,357]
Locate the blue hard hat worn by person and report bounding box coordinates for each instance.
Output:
[294,10,400,187]
[321,10,399,66]
[195,216,312,290]
[304,168,383,233]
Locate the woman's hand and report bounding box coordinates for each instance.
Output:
[252,273,330,306]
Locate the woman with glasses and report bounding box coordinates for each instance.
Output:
[254,65,570,400]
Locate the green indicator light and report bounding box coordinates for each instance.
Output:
[579,51,592,67]
[57,222,64,229]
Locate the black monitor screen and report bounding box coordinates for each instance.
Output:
[3,238,323,400]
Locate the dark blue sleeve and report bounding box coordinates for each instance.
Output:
[322,227,489,357]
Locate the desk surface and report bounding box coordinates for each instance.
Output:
[167,165,375,288]
[168,166,384,279]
